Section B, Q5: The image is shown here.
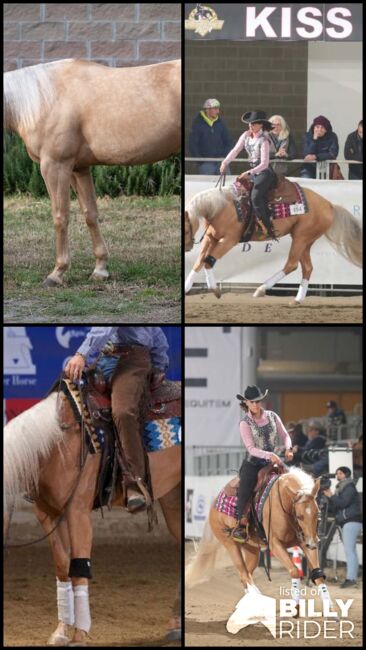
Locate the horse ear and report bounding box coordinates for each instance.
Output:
[311,478,321,498]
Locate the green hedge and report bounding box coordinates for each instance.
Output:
[4,133,181,197]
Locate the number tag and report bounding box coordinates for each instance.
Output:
[290,203,305,215]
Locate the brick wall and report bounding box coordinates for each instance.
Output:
[185,40,308,172]
[4,3,181,71]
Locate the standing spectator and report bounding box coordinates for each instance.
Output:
[268,114,296,175]
[344,120,363,180]
[326,400,347,425]
[300,115,339,179]
[188,98,232,175]
[322,466,362,588]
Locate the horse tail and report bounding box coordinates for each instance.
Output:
[185,509,221,588]
[4,393,63,515]
[325,205,362,268]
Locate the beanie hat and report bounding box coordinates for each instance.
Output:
[203,98,220,109]
[312,115,331,131]
[336,466,351,477]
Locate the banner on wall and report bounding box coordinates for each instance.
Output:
[185,326,241,447]
[185,4,362,41]
[4,326,181,421]
[185,177,362,287]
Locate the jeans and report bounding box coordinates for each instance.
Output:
[341,521,362,580]
[96,355,119,382]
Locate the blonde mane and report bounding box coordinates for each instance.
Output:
[4,59,73,132]
[282,466,315,496]
[4,393,64,513]
[186,187,233,222]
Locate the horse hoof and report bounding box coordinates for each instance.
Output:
[212,288,221,299]
[253,286,266,298]
[47,633,70,646]
[43,277,63,288]
[165,629,181,641]
[289,299,301,307]
[90,270,109,282]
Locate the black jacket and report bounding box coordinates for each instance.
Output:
[344,130,363,179]
[188,113,232,158]
[329,479,362,526]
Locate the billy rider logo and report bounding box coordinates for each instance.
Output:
[185,4,224,37]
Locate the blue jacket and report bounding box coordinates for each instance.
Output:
[302,127,339,161]
[188,113,232,158]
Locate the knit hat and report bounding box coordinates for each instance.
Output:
[336,466,351,477]
[203,98,220,109]
[312,115,332,131]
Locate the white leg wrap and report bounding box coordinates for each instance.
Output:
[74,585,91,633]
[295,279,309,302]
[185,269,198,293]
[264,269,286,290]
[57,579,75,626]
[204,267,217,289]
[291,578,301,604]
[318,582,333,606]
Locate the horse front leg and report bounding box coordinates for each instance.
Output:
[270,538,303,616]
[40,158,73,287]
[300,543,336,614]
[159,484,181,641]
[202,235,239,299]
[34,505,74,646]
[67,453,100,645]
[185,233,212,294]
[71,169,109,282]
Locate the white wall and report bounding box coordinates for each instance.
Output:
[308,42,362,179]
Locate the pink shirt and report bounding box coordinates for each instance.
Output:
[240,409,292,460]
[223,129,270,175]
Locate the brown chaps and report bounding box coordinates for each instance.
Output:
[110,346,152,494]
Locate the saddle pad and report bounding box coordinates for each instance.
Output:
[143,416,181,452]
[270,182,308,220]
[214,489,239,520]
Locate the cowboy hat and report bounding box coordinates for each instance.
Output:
[241,110,274,131]
[236,385,269,402]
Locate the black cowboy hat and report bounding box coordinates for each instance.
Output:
[236,385,269,403]
[241,110,274,131]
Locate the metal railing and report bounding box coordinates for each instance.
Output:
[185,157,362,180]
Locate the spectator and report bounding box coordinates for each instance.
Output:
[344,120,363,180]
[268,114,296,175]
[294,419,326,466]
[300,115,339,179]
[352,434,363,470]
[188,98,232,175]
[322,466,362,588]
[284,420,308,464]
[326,400,347,425]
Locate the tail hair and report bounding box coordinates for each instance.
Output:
[325,205,362,268]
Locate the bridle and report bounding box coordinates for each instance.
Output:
[276,478,317,544]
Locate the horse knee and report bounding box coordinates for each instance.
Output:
[53,213,68,230]
[84,208,98,227]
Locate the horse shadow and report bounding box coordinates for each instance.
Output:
[186,617,274,640]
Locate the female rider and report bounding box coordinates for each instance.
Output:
[220,110,277,240]
[232,385,294,542]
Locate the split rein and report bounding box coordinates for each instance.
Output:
[4,380,90,550]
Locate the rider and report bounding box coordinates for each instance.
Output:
[232,385,294,542]
[64,327,169,513]
[220,110,278,240]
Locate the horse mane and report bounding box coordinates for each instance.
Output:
[186,187,233,222]
[284,466,315,496]
[4,393,64,513]
[4,59,73,132]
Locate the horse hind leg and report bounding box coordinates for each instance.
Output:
[159,484,181,641]
[289,243,314,306]
[71,169,109,281]
[40,158,72,287]
[253,236,308,300]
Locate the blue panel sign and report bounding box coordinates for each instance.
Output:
[3,326,182,400]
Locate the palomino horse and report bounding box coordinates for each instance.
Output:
[184,184,362,304]
[4,58,181,286]
[4,390,181,645]
[186,467,336,626]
